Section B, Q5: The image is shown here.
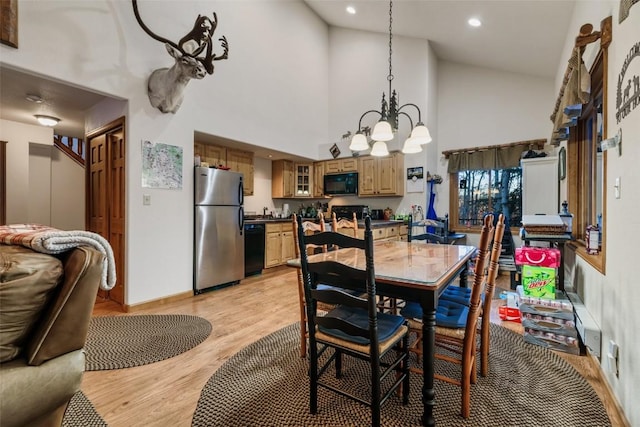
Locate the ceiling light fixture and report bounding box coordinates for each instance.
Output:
[349,0,432,156]
[34,115,60,127]
[26,94,44,103]
[346,6,356,15]
[468,17,482,27]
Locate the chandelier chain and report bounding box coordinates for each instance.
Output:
[388,0,394,84]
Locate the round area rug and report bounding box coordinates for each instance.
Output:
[192,323,611,427]
[62,391,107,427]
[85,314,211,371]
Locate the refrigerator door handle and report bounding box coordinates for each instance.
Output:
[239,207,244,235]
[238,180,244,206]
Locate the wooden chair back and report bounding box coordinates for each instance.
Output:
[407,215,450,244]
[331,211,359,238]
[479,213,505,376]
[292,212,327,358]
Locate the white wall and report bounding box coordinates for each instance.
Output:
[50,148,85,230]
[0,120,53,223]
[0,0,329,305]
[556,2,640,425]
[436,62,555,217]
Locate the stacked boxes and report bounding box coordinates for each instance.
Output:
[517,287,580,355]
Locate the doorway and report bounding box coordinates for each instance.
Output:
[87,117,126,305]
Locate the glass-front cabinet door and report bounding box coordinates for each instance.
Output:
[295,163,312,197]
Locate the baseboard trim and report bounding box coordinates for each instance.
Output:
[125,291,193,313]
[586,351,631,427]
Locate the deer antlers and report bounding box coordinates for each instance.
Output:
[131,0,229,76]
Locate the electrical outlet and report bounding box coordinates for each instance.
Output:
[143,194,151,206]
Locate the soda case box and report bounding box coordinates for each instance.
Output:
[517,287,580,355]
[515,247,561,299]
[523,328,581,355]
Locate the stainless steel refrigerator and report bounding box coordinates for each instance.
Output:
[194,167,244,293]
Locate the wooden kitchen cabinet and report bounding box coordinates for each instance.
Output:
[324,158,358,173]
[294,163,312,197]
[194,143,254,196]
[358,152,404,196]
[265,223,295,267]
[313,161,324,197]
[227,149,254,196]
[272,160,295,198]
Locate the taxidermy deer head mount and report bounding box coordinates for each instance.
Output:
[132,0,229,114]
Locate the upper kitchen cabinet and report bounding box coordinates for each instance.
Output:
[324,158,358,174]
[272,159,295,198]
[227,149,254,196]
[313,161,324,197]
[358,152,404,196]
[294,163,312,197]
[194,142,254,196]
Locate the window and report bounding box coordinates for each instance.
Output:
[452,167,522,228]
[568,50,606,273]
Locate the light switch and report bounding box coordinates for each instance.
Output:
[143,194,151,205]
[615,177,621,199]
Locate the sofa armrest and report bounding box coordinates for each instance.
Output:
[26,246,105,365]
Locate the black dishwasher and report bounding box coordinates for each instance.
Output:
[244,223,265,277]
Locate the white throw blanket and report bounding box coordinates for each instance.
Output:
[0,224,116,290]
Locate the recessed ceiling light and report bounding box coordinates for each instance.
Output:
[346,6,356,15]
[468,17,482,27]
[26,94,44,103]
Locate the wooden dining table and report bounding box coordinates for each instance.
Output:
[288,240,477,427]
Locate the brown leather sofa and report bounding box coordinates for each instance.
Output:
[0,245,104,427]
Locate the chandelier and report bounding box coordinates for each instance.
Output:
[348,0,432,156]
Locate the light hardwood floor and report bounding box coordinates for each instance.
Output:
[85,268,628,427]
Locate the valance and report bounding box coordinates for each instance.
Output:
[447,144,526,173]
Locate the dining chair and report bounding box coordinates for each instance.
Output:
[331,211,359,238]
[400,214,494,419]
[296,215,410,427]
[407,215,450,244]
[479,213,505,376]
[292,213,327,358]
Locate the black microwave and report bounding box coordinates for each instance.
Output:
[324,172,358,195]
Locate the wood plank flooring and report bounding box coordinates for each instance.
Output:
[84,268,628,427]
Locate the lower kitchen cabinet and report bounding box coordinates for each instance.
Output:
[265,223,295,268]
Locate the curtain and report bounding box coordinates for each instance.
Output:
[447,145,525,173]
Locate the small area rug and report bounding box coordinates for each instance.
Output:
[62,391,107,427]
[85,314,211,371]
[192,323,611,426]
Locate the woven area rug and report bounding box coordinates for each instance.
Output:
[62,391,107,427]
[192,323,611,426]
[85,314,211,371]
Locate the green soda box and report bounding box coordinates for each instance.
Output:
[521,265,556,299]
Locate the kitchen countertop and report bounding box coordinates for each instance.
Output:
[244,217,405,228]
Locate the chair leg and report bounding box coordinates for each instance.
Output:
[309,341,318,414]
[335,349,342,379]
[402,332,410,405]
[461,359,472,418]
[481,319,489,376]
[371,356,381,427]
[300,320,307,358]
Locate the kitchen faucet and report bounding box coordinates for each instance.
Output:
[263,206,269,217]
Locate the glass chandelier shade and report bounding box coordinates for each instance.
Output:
[371,121,394,142]
[409,123,432,145]
[370,141,390,157]
[348,133,370,151]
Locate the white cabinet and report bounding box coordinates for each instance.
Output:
[521,156,558,215]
